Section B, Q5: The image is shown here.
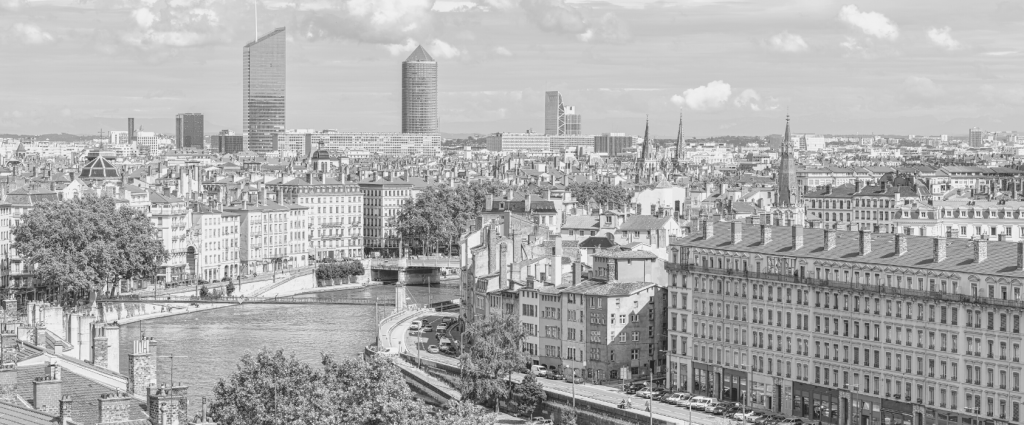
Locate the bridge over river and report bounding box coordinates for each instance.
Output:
[367,256,460,285]
[97,295,398,306]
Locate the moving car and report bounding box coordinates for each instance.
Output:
[665,393,690,405]
[436,322,448,332]
[421,325,434,333]
[635,388,658,399]
[408,320,422,331]
[427,345,439,354]
[527,417,553,425]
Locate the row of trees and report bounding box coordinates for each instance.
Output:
[13,196,167,307]
[209,350,495,425]
[315,259,365,283]
[565,181,633,208]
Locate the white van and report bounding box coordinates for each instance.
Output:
[689,396,716,411]
[409,320,422,331]
[530,364,548,377]
[439,337,452,352]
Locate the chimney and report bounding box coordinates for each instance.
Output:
[702,220,714,240]
[0,363,16,404]
[824,229,837,251]
[731,221,743,244]
[59,396,73,425]
[33,361,62,415]
[499,243,508,290]
[148,385,189,425]
[998,233,1008,242]
[859,229,872,256]
[102,325,120,374]
[657,228,668,249]
[895,233,908,256]
[553,236,563,287]
[128,339,154,396]
[98,393,133,424]
[572,262,582,286]
[934,237,947,263]
[1018,241,1024,271]
[760,225,772,246]
[792,226,804,251]
[0,332,17,365]
[854,180,862,193]
[975,239,988,263]
[92,330,109,371]
[524,194,532,213]
[503,210,512,237]
[485,194,493,211]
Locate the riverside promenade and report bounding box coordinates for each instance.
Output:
[380,310,713,425]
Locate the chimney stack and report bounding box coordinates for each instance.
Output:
[975,239,988,263]
[98,393,133,424]
[553,236,563,287]
[572,262,582,286]
[128,339,154,396]
[33,361,62,415]
[934,237,947,263]
[702,220,714,240]
[0,363,16,404]
[499,243,508,290]
[760,224,772,246]
[792,226,804,251]
[485,194,493,211]
[859,229,872,256]
[731,221,743,245]
[59,396,73,425]
[895,233,908,256]
[824,229,837,251]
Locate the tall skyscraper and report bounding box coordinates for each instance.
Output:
[243,27,286,153]
[175,113,204,149]
[968,127,985,148]
[128,118,135,142]
[545,91,564,136]
[402,46,438,134]
[545,91,582,135]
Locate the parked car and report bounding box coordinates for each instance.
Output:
[778,418,806,425]
[635,388,657,399]
[530,364,548,377]
[565,375,583,384]
[665,393,690,405]
[427,345,439,353]
[708,402,736,415]
[689,396,717,411]
[624,383,647,394]
[527,417,553,425]
[653,389,672,402]
[547,371,565,381]
[756,414,786,425]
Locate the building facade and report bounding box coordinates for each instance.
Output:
[670,220,1024,425]
[486,133,550,152]
[402,46,438,134]
[243,27,286,153]
[175,113,204,149]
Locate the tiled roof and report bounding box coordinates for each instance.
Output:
[147,191,183,204]
[562,216,599,230]
[561,280,655,296]
[617,215,671,231]
[0,401,58,425]
[672,221,1024,278]
[579,237,615,249]
[15,364,149,425]
[592,249,659,260]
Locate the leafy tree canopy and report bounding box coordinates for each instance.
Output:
[210,349,496,425]
[566,181,633,209]
[509,372,546,417]
[458,313,529,408]
[316,260,365,281]
[12,195,166,306]
[395,180,508,253]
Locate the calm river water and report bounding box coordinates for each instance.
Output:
[117,284,459,409]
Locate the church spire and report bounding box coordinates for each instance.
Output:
[782,114,792,153]
[674,111,685,162]
[777,114,799,209]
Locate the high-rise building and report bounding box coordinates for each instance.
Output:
[175,113,204,149]
[211,130,244,154]
[545,91,564,135]
[594,133,638,156]
[243,27,286,153]
[402,46,438,134]
[128,118,135,142]
[968,127,985,148]
[545,91,582,135]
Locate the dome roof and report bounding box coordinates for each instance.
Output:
[80,156,121,180]
[312,149,332,161]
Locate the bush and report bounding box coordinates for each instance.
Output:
[225,281,236,296]
[199,285,210,299]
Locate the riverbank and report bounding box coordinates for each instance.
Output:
[114,302,234,325]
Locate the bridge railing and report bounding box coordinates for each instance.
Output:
[97,294,396,305]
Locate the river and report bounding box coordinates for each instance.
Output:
[117,284,460,409]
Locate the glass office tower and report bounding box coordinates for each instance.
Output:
[243,27,286,153]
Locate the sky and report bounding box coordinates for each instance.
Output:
[0,0,1022,138]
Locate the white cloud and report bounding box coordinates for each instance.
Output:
[767,31,808,53]
[494,46,513,56]
[0,0,22,10]
[131,8,157,29]
[733,89,762,110]
[838,4,898,40]
[429,39,461,59]
[11,23,55,44]
[671,81,732,110]
[985,51,1019,56]
[904,76,944,99]
[432,0,477,12]
[385,38,417,56]
[577,29,593,42]
[840,36,861,51]
[927,27,961,50]
[508,0,630,43]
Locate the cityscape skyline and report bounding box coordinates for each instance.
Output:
[0,0,1021,137]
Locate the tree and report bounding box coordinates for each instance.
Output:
[225,280,236,296]
[395,181,508,255]
[210,349,496,425]
[458,313,529,410]
[12,195,166,306]
[509,372,546,417]
[199,285,211,299]
[560,407,578,425]
[566,181,633,209]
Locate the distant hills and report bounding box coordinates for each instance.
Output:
[0,133,94,142]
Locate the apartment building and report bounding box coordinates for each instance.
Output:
[149,191,191,282]
[272,174,364,259]
[894,199,1024,240]
[191,207,241,281]
[225,198,308,275]
[359,176,415,256]
[804,178,928,232]
[669,220,1024,425]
